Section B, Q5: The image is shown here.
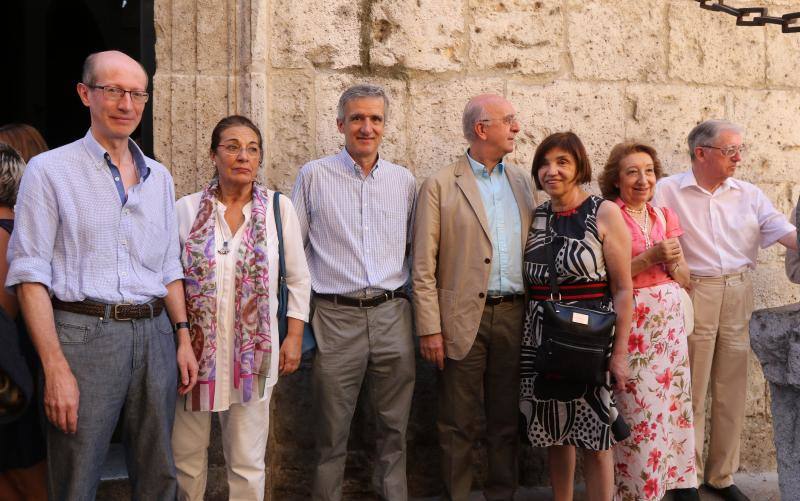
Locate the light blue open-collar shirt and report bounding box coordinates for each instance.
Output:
[466,150,523,295]
[5,129,183,303]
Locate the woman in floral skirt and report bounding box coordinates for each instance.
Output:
[599,141,698,501]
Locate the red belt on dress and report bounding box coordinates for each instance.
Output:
[529,282,609,301]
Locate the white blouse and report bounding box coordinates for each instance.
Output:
[176,189,311,410]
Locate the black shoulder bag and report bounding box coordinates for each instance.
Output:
[533,208,616,386]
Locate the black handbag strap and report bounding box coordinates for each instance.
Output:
[545,206,560,301]
[273,192,286,288]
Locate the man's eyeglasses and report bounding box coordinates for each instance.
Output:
[701,144,747,157]
[478,115,520,127]
[84,84,149,104]
[217,144,261,158]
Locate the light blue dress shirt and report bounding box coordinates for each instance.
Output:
[291,148,416,295]
[466,151,523,294]
[6,129,183,303]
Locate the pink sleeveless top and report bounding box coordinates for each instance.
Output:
[615,198,683,289]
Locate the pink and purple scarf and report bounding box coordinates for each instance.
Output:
[182,181,272,411]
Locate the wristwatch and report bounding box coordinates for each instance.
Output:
[173,321,191,333]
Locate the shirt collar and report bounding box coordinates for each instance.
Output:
[338,147,381,178]
[83,128,150,181]
[466,149,505,178]
[679,167,738,193]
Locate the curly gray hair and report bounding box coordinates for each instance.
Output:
[0,143,26,208]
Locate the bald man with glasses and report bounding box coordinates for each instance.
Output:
[413,94,535,500]
[653,119,797,501]
[6,50,197,500]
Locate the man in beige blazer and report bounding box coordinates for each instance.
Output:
[413,94,535,500]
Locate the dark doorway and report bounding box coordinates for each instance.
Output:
[0,0,155,156]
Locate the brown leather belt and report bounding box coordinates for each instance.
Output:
[315,290,409,308]
[52,298,165,320]
[485,294,525,306]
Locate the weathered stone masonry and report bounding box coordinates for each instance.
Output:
[152,0,800,497]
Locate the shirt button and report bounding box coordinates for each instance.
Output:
[478,292,485,298]
[120,272,127,277]
[121,240,127,247]
[114,176,120,182]
[123,209,130,215]
[485,258,491,264]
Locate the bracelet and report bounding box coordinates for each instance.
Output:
[670,263,680,273]
[173,321,191,333]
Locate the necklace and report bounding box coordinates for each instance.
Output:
[218,240,230,255]
[215,211,231,255]
[625,207,651,248]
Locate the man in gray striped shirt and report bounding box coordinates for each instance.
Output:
[291,84,416,501]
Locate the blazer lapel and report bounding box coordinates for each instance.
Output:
[454,156,491,242]
[506,166,534,249]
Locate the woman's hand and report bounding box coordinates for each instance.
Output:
[648,237,682,265]
[279,318,305,375]
[609,352,629,392]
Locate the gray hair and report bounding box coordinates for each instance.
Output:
[336,84,389,122]
[688,119,745,160]
[462,99,484,143]
[0,143,26,208]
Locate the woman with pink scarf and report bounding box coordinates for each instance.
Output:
[171,115,310,500]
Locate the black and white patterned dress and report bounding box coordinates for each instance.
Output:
[519,196,629,450]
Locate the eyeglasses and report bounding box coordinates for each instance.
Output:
[700,144,747,157]
[85,84,149,104]
[478,115,520,126]
[217,144,261,158]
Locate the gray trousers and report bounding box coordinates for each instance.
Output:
[438,300,524,501]
[311,297,415,501]
[46,309,178,501]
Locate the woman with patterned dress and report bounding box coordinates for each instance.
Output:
[599,142,699,501]
[171,115,311,500]
[520,132,633,501]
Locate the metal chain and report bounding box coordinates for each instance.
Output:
[694,0,800,33]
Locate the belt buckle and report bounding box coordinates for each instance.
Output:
[113,303,134,321]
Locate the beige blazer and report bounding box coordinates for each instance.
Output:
[412,155,536,360]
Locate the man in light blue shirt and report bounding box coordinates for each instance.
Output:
[291,84,416,500]
[413,94,535,500]
[466,153,524,296]
[6,50,197,500]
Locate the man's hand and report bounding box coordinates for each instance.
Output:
[176,331,198,395]
[420,333,446,370]
[43,363,80,434]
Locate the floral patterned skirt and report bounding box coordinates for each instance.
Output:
[613,281,697,500]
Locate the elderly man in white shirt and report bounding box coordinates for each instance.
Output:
[653,119,797,501]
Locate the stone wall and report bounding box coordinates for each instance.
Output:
[152,0,800,497]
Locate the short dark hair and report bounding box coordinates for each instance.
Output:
[531,132,591,190]
[598,141,664,200]
[209,114,263,164]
